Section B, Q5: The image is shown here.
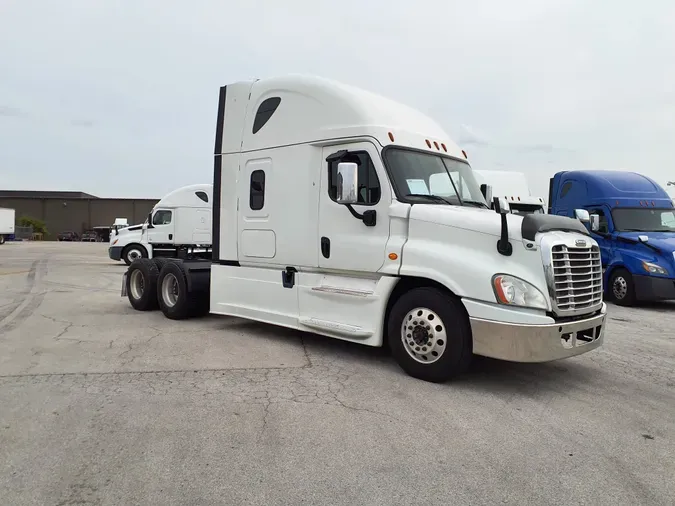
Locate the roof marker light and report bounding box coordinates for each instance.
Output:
[441,143,447,152]
[462,150,468,159]
[425,139,431,148]
[433,141,439,150]
[388,131,395,142]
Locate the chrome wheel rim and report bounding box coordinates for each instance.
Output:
[401,307,447,364]
[127,248,142,262]
[613,276,627,300]
[129,269,145,300]
[161,273,179,307]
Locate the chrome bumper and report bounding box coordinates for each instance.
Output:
[470,303,606,363]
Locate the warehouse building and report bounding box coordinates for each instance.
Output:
[0,190,157,240]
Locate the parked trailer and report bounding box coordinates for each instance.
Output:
[123,75,607,383]
[0,208,16,245]
[109,184,212,265]
[474,170,546,215]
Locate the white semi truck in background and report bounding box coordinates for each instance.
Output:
[109,184,212,265]
[122,75,606,383]
[474,170,546,215]
[0,207,16,244]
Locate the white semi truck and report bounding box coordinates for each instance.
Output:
[122,75,606,383]
[0,207,16,244]
[474,170,547,215]
[109,184,212,265]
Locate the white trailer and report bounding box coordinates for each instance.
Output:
[474,170,546,215]
[109,184,212,265]
[122,75,607,383]
[0,207,16,244]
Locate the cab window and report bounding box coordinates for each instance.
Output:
[152,210,172,226]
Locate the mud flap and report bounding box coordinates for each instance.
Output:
[121,272,127,297]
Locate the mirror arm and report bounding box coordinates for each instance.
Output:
[345,204,377,227]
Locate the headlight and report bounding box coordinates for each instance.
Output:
[642,261,667,275]
[492,274,548,310]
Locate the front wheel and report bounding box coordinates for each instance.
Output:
[387,287,472,383]
[609,268,636,306]
[122,244,147,266]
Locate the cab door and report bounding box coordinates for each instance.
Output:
[147,209,174,244]
[318,141,391,273]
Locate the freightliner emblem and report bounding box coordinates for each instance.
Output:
[575,239,587,247]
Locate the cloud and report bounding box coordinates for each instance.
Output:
[0,106,25,118]
[71,119,95,128]
[0,0,673,198]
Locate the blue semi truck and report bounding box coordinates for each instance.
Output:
[548,170,675,306]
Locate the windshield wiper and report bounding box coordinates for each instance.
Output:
[405,194,454,205]
[462,199,489,209]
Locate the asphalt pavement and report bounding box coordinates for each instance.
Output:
[1,242,673,505]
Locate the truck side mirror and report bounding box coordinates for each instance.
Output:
[336,162,359,205]
[147,212,154,229]
[574,209,590,223]
[480,184,493,206]
[590,214,600,232]
[638,235,649,243]
[493,196,510,215]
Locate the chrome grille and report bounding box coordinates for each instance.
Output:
[551,245,603,313]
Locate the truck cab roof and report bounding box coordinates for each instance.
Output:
[217,74,466,161]
[154,184,212,210]
[552,170,673,208]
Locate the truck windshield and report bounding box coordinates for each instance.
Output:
[612,208,675,232]
[383,148,487,207]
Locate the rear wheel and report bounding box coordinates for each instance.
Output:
[609,268,636,306]
[387,286,472,383]
[126,258,159,311]
[157,261,199,320]
[122,244,147,266]
[0,235,5,245]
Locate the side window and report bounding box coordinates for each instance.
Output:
[560,181,573,198]
[252,97,281,134]
[589,208,608,233]
[250,170,266,210]
[328,151,381,205]
[195,191,209,203]
[152,210,172,226]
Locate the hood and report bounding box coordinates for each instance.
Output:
[408,204,527,241]
[408,204,589,243]
[618,231,675,253]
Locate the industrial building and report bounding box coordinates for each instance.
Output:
[0,190,157,240]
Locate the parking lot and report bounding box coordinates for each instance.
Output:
[1,241,673,505]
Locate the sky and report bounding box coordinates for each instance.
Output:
[1,0,674,200]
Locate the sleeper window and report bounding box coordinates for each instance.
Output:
[152,210,172,226]
[250,170,266,210]
[195,191,209,203]
[328,152,381,205]
[560,181,573,199]
[252,97,281,134]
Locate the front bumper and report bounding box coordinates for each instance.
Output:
[633,275,675,301]
[109,246,123,261]
[470,303,607,363]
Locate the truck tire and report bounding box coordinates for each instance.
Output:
[152,257,173,272]
[387,286,472,383]
[0,235,5,245]
[122,244,147,266]
[609,268,636,306]
[126,258,160,311]
[157,261,199,320]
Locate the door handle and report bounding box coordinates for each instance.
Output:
[169,234,173,240]
[321,237,330,258]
